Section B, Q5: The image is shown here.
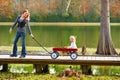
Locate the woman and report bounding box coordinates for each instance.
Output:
[9,9,34,58]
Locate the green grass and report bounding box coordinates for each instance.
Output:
[9,64,34,73]
[8,64,120,75]
[0,72,120,80]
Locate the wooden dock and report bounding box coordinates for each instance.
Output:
[0,55,120,66]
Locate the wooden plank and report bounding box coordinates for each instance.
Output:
[0,55,120,66]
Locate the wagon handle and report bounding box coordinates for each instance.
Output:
[32,37,51,54]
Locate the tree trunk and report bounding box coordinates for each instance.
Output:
[66,0,71,14]
[96,0,117,55]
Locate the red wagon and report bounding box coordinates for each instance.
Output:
[51,48,78,60]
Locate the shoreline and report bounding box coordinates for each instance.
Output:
[0,22,120,26]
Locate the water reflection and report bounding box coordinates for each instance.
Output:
[0,25,120,48]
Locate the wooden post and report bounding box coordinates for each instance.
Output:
[0,64,8,72]
[33,64,49,74]
[81,46,92,75]
[81,46,86,55]
[81,65,92,75]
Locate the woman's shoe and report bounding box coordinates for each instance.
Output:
[19,55,25,58]
[10,54,17,57]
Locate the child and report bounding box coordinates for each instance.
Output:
[58,36,77,56]
[68,35,77,48]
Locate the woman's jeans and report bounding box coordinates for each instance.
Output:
[12,32,26,56]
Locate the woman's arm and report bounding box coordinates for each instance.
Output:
[26,21,34,38]
[9,16,20,33]
[11,16,20,29]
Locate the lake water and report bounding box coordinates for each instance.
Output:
[0,25,120,48]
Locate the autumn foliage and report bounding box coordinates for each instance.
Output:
[110,0,120,16]
[0,0,13,18]
[0,0,120,22]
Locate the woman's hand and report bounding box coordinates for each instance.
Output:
[30,34,34,38]
[9,28,12,34]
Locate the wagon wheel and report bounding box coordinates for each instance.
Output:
[70,52,78,60]
[51,52,59,59]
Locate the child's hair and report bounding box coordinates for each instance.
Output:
[70,35,76,42]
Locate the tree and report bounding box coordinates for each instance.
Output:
[110,0,120,17]
[96,0,117,55]
[0,0,13,18]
